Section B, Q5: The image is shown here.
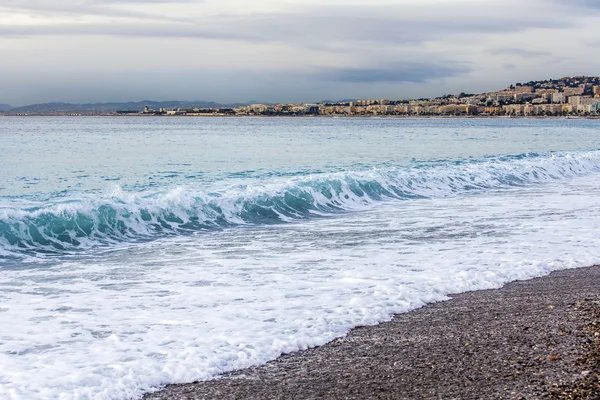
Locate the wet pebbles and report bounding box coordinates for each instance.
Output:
[146,266,600,399]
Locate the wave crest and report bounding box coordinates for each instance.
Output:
[1,151,599,258]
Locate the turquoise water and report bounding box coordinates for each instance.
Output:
[1,117,600,399]
[2,117,596,198]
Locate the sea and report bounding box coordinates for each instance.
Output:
[1,116,600,399]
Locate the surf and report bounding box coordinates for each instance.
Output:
[1,150,600,260]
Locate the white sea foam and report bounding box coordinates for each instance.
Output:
[2,150,600,258]
[1,173,600,399]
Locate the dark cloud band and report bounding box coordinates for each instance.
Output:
[316,62,468,83]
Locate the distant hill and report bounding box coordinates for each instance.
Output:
[317,99,357,104]
[5,100,255,115]
[7,75,600,116]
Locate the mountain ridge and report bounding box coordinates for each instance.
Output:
[5,100,259,115]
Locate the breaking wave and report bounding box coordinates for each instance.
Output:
[1,151,599,259]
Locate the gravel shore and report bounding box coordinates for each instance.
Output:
[145,265,600,399]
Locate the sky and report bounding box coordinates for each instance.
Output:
[0,0,599,106]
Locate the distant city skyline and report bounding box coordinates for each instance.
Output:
[1,0,599,106]
[6,76,600,117]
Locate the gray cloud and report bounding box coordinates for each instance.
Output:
[489,48,551,58]
[316,62,469,83]
[0,0,597,106]
[0,0,191,22]
[89,0,198,2]
[0,23,244,40]
[0,2,576,46]
[552,0,600,10]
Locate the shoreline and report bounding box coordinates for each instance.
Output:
[1,114,600,119]
[145,265,600,399]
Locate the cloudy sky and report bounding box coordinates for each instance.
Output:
[0,0,599,106]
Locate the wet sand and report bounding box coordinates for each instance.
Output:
[145,265,600,399]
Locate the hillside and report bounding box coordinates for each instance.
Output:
[5,100,250,115]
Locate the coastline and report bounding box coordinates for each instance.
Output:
[145,265,600,399]
[2,114,600,119]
